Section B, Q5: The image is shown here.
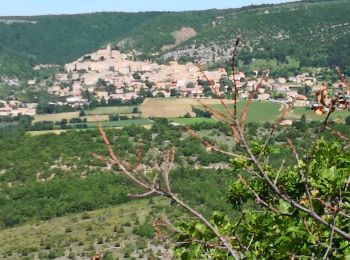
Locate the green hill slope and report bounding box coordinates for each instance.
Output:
[0,53,34,79]
[0,11,217,65]
[0,0,349,72]
[0,198,171,259]
[0,53,36,97]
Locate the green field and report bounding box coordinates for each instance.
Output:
[86,106,136,115]
[82,119,152,128]
[33,112,80,123]
[33,112,109,123]
[291,107,350,123]
[169,117,216,125]
[33,106,139,123]
[202,101,282,123]
[27,129,68,136]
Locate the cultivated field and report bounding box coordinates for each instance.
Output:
[205,101,282,123]
[169,117,216,125]
[290,107,349,123]
[33,112,109,123]
[140,98,235,118]
[86,106,136,115]
[33,112,80,123]
[27,129,68,136]
[82,118,152,128]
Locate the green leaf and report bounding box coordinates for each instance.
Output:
[277,199,291,214]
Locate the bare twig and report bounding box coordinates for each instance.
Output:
[286,138,300,163]
[95,124,240,259]
[325,126,350,143]
[322,217,336,260]
[184,125,251,160]
[231,35,241,119]
[197,63,235,119]
[274,160,285,185]
[303,218,323,248]
[258,103,293,162]
[240,72,268,129]
[246,235,255,252]
[239,175,281,214]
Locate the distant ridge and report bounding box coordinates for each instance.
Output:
[0,0,348,72]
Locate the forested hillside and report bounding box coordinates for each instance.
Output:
[0,0,349,73]
[0,53,34,79]
[0,12,157,64]
[0,53,36,97]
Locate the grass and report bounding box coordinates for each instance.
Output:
[33,112,109,124]
[169,117,216,125]
[80,118,152,128]
[202,101,282,123]
[0,198,169,259]
[26,129,68,136]
[33,106,138,124]
[27,119,153,135]
[290,107,350,123]
[33,112,80,123]
[86,106,136,115]
[140,98,235,118]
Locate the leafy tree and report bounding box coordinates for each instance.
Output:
[79,109,86,117]
[156,92,165,98]
[170,88,180,97]
[132,107,139,113]
[345,116,350,126]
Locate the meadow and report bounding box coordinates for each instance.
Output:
[81,118,152,128]
[169,117,216,125]
[290,107,350,123]
[33,112,80,123]
[85,106,136,115]
[140,98,235,118]
[201,101,282,123]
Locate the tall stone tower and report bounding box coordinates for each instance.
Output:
[106,44,112,57]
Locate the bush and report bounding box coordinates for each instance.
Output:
[133,223,155,239]
[65,227,72,233]
[81,212,90,219]
[345,115,350,125]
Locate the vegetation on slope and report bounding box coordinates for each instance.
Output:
[0,53,34,79]
[0,111,350,258]
[0,0,349,74]
[0,121,236,229]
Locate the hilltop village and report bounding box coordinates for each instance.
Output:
[1,44,349,117]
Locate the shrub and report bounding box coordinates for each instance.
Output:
[65,227,72,233]
[133,223,155,239]
[345,115,350,125]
